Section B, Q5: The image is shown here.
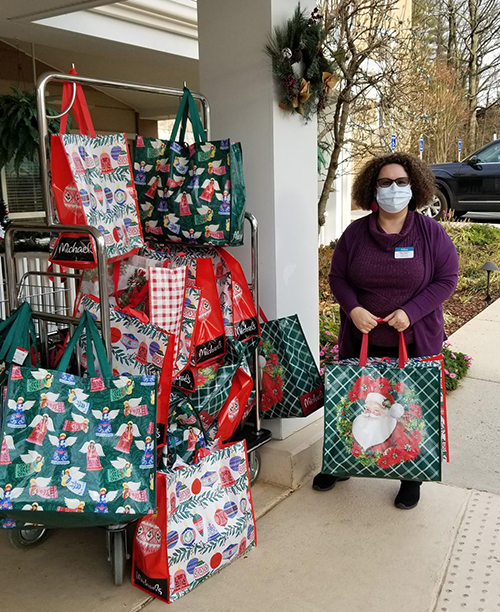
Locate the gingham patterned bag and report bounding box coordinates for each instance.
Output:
[149,267,187,358]
[321,333,442,482]
[149,267,201,379]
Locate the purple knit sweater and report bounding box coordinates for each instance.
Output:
[330,212,459,359]
[349,212,425,346]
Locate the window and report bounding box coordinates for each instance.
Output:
[1,156,45,218]
[476,142,500,163]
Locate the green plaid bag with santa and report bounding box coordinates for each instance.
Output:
[259,313,324,419]
[322,334,442,481]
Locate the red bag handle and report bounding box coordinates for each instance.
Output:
[359,319,408,369]
[59,67,96,137]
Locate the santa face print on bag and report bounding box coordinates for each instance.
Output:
[351,392,405,454]
[339,375,426,470]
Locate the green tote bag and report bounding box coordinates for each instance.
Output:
[321,333,442,482]
[0,311,157,528]
[259,313,324,419]
[134,87,246,247]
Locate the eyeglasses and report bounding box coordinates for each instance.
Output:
[377,177,411,188]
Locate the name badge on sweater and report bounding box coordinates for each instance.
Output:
[394,247,414,259]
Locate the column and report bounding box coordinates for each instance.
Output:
[198,0,320,439]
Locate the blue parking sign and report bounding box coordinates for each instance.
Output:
[391,134,396,150]
[419,136,424,152]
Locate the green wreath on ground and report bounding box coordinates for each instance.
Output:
[336,375,426,469]
[265,4,338,121]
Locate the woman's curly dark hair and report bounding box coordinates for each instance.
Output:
[352,152,436,211]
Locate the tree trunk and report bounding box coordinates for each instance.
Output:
[317,89,352,230]
[436,3,445,59]
[468,0,479,150]
[446,0,458,69]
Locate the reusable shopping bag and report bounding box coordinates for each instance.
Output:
[140,249,227,369]
[134,87,246,247]
[0,302,39,439]
[321,332,442,482]
[50,67,144,267]
[141,245,259,344]
[169,339,249,409]
[0,311,157,528]
[149,266,201,378]
[259,311,324,419]
[132,441,256,603]
[76,293,175,445]
[218,249,259,342]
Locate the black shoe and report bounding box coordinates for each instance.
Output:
[394,481,422,510]
[312,473,350,491]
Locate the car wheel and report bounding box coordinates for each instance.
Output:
[421,190,448,219]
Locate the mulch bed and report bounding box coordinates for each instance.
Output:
[444,293,500,336]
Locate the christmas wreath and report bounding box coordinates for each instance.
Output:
[337,375,425,469]
[265,4,338,120]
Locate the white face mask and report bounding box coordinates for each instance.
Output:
[376,183,412,214]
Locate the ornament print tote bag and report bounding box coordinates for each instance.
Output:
[50,68,144,266]
[322,332,442,482]
[132,441,256,603]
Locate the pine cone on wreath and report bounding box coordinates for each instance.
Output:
[290,48,303,64]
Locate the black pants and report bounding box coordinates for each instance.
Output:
[344,340,419,486]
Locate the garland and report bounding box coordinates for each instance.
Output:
[265,4,338,120]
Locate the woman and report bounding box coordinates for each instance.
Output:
[313,152,459,509]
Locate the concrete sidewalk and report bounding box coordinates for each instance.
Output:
[2,300,500,612]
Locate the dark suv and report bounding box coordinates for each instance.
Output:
[428,139,500,218]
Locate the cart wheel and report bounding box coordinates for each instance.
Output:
[249,450,261,484]
[109,529,127,586]
[8,528,50,550]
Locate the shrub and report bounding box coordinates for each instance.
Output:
[319,302,340,345]
[442,343,472,391]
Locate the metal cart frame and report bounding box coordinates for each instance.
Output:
[3,70,271,583]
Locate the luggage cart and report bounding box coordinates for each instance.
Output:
[2,70,272,582]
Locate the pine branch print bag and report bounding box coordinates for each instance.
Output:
[50,68,144,268]
[132,441,256,603]
[322,331,443,482]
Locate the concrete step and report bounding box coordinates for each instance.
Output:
[258,417,323,489]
